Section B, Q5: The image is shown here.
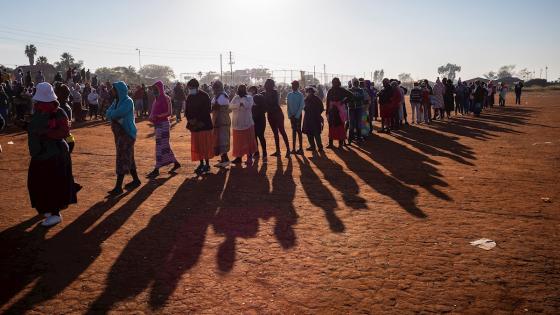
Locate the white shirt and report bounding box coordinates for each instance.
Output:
[87,92,99,105]
[230,95,254,130]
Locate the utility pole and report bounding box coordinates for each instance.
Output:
[545,66,548,81]
[323,64,326,85]
[135,48,141,70]
[228,51,234,84]
[220,54,223,81]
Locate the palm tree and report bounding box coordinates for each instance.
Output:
[24,44,37,66]
[36,56,48,64]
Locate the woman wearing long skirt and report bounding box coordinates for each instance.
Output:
[326,78,352,149]
[211,80,232,167]
[302,86,324,152]
[185,79,214,175]
[27,82,80,227]
[230,84,258,165]
[105,81,141,195]
[146,81,181,178]
[432,78,445,120]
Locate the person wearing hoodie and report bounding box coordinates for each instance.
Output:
[27,82,80,227]
[432,78,445,120]
[105,81,141,195]
[146,81,181,178]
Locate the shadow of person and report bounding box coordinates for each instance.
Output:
[392,126,476,166]
[295,156,345,233]
[266,158,298,249]
[308,155,367,210]
[356,135,451,203]
[213,162,269,272]
[333,148,427,219]
[88,172,227,313]
[3,177,171,314]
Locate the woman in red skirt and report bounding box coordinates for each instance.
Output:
[326,77,353,149]
[185,79,214,175]
[230,84,258,165]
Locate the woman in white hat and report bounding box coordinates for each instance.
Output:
[27,82,80,227]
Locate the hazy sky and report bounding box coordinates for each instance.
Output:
[1,0,559,82]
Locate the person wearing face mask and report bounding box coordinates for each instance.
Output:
[230,84,257,165]
[211,80,232,167]
[105,81,141,195]
[185,79,214,175]
[146,81,181,178]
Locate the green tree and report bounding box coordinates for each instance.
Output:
[36,56,48,64]
[437,63,461,81]
[54,52,83,72]
[24,44,37,65]
[139,64,175,85]
[497,65,516,79]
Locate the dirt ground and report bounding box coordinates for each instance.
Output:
[1,91,559,314]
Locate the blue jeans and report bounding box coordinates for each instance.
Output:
[348,107,363,140]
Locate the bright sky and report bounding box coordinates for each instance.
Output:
[1,0,559,82]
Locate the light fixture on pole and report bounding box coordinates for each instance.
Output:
[135,48,142,70]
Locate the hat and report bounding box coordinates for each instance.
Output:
[32,82,57,102]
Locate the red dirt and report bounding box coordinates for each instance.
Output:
[1,92,559,314]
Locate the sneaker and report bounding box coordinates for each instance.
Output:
[41,214,62,227]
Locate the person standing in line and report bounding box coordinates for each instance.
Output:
[348,78,365,143]
[302,86,324,152]
[514,82,523,105]
[248,85,267,160]
[421,82,431,124]
[443,78,454,118]
[211,80,232,167]
[432,78,445,120]
[146,81,181,178]
[230,84,258,165]
[173,82,186,122]
[498,82,508,106]
[326,77,352,147]
[263,79,290,157]
[70,83,83,122]
[409,82,422,124]
[27,82,80,227]
[455,79,465,115]
[133,85,145,118]
[105,81,141,195]
[365,80,378,132]
[472,81,486,117]
[87,88,99,120]
[286,80,305,155]
[185,79,214,175]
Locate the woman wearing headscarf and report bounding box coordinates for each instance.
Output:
[432,78,445,120]
[326,77,352,148]
[27,82,80,227]
[146,81,181,178]
[263,79,291,157]
[105,81,141,195]
[185,79,214,174]
[230,84,258,165]
[302,86,324,152]
[211,80,232,167]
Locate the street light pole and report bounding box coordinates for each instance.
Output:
[135,48,141,70]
